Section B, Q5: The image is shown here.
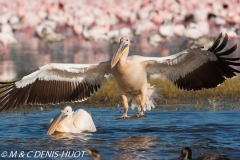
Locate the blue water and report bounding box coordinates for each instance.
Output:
[0,105,239,160]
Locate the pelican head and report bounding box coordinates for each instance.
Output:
[181,147,192,159]
[110,36,130,69]
[46,106,72,135]
[61,106,73,117]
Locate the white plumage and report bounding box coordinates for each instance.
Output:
[47,106,96,135]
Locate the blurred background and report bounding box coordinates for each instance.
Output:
[0,0,240,80]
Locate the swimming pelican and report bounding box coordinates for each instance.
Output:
[181,147,230,160]
[47,106,96,135]
[0,33,239,119]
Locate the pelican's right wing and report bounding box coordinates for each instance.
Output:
[139,33,240,90]
[0,61,111,112]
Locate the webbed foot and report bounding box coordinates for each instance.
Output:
[114,114,131,120]
[130,113,147,119]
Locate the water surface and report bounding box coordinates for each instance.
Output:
[0,105,239,160]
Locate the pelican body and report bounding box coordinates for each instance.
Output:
[0,33,240,119]
[47,106,96,135]
[112,56,147,93]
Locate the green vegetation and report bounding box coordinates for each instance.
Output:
[83,76,240,106]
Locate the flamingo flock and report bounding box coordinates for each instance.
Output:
[0,0,240,49]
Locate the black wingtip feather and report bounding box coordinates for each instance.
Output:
[214,33,228,53]
[216,44,237,56]
[221,57,240,61]
[224,61,240,66]
[208,32,222,51]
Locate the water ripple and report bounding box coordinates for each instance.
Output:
[0,106,239,159]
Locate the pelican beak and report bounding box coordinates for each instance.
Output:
[110,41,128,69]
[46,112,67,135]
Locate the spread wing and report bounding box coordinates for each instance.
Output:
[0,61,111,112]
[141,33,240,90]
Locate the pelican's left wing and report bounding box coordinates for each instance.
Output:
[140,33,240,90]
[0,61,111,112]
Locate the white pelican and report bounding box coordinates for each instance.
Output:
[107,27,132,44]
[35,24,65,43]
[183,23,204,40]
[181,147,230,160]
[0,23,18,46]
[0,33,18,46]
[159,20,174,37]
[47,106,96,135]
[0,33,239,119]
[148,34,165,47]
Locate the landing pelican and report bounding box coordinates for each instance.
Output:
[47,106,96,135]
[0,33,239,119]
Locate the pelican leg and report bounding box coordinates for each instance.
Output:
[138,84,147,117]
[121,94,130,118]
[115,94,131,120]
[130,85,147,119]
[139,98,146,117]
[129,98,147,119]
